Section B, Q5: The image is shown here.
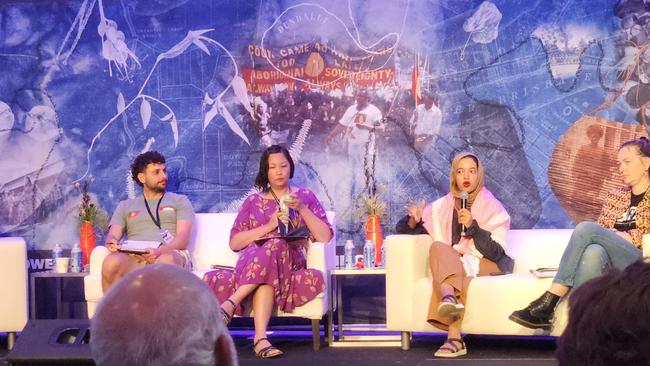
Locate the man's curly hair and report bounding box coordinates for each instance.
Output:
[131,151,165,187]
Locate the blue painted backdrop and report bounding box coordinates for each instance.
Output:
[1,0,647,250]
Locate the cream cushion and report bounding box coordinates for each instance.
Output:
[385,229,573,337]
[0,237,28,334]
[84,212,336,320]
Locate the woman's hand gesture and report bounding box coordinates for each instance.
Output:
[283,194,305,213]
[267,211,281,231]
[406,199,426,222]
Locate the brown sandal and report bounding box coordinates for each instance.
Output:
[220,298,236,326]
[437,294,464,317]
[253,337,283,359]
[434,337,467,358]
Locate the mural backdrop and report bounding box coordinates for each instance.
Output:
[1,0,649,250]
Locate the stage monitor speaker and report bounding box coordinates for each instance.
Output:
[7,319,94,365]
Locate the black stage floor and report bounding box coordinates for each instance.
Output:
[2,331,557,366]
[232,333,557,366]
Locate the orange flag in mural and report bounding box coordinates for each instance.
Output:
[411,54,421,107]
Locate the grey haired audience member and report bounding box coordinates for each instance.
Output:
[91,264,238,366]
[556,260,650,366]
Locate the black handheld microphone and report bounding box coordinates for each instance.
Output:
[460,191,468,236]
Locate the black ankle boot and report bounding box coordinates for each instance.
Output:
[508,291,560,330]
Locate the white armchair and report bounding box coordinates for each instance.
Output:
[84,212,336,350]
[0,237,28,350]
[385,229,573,349]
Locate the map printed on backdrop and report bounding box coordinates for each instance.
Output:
[1,0,649,252]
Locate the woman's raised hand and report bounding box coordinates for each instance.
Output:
[406,198,426,222]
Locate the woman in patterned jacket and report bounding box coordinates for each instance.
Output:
[509,137,649,330]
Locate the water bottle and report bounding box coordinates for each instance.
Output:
[51,243,63,271]
[70,243,83,273]
[379,243,386,269]
[344,240,355,269]
[363,239,375,269]
[278,195,290,236]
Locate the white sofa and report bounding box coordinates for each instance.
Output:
[84,212,336,350]
[0,237,28,350]
[385,229,573,349]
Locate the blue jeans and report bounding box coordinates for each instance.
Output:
[554,221,642,288]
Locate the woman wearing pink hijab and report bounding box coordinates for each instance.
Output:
[396,152,512,358]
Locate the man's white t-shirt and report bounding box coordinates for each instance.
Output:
[409,104,442,136]
[339,103,383,145]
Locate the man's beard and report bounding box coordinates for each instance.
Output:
[146,181,167,193]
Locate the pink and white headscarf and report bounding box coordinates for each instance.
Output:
[422,152,510,276]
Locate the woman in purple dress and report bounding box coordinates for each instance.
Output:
[203,145,332,358]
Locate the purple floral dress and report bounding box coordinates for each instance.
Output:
[203,188,332,314]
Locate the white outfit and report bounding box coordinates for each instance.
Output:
[338,103,383,146]
[335,103,383,230]
[409,104,442,136]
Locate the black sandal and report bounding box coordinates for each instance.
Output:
[253,337,283,359]
[220,298,236,326]
[437,294,465,317]
[434,337,467,358]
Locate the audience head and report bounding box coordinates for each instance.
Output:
[449,151,484,204]
[131,151,167,188]
[91,264,237,366]
[254,144,294,191]
[618,137,650,184]
[556,260,650,366]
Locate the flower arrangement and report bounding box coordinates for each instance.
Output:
[74,176,109,230]
[354,134,389,221]
[359,193,387,217]
[356,182,388,221]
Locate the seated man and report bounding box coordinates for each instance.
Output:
[91,264,238,366]
[102,151,194,291]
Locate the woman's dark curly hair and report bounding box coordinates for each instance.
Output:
[131,151,166,187]
[254,145,294,191]
[556,260,650,366]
